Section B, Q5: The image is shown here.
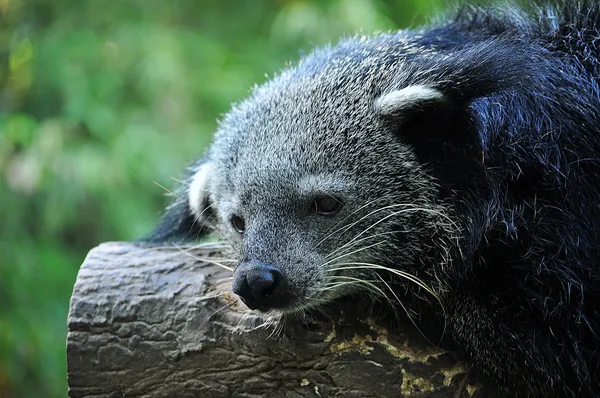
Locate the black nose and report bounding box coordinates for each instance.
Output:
[232,261,290,310]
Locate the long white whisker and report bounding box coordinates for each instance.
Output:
[195,290,230,301]
[317,202,456,251]
[324,230,405,261]
[323,275,388,297]
[373,273,442,347]
[153,181,186,203]
[319,281,363,291]
[322,241,388,268]
[170,176,190,186]
[327,262,439,301]
[175,247,234,272]
[148,241,232,251]
[314,198,395,248]
[193,212,241,255]
[208,300,236,318]
[341,207,455,253]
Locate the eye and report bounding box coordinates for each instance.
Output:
[230,215,246,233]
[312,195,343,215]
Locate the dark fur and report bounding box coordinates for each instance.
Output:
[148,2,600,396]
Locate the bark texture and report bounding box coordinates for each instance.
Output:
[67,242,494,397]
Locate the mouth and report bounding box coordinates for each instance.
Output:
[236,295,281,312]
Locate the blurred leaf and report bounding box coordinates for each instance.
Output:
[1,113,38,147]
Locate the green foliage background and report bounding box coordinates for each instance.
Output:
[0,0,444,396]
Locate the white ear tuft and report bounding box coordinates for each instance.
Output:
[374,85,445,117]
[188,162,214,218]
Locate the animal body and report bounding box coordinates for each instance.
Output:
[148,1,600,396]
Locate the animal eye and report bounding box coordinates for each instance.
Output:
[313,195,343,215]
[231,215,246,233]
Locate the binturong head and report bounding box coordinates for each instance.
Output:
[170,32,535,314]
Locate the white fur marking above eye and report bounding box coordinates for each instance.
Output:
[374,85,445,117]
[188,162,213,217]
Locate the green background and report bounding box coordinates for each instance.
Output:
[0,0,445,396]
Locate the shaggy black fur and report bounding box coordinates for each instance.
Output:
[415,1,600,396]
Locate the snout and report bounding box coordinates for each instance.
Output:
[232,261,291,311]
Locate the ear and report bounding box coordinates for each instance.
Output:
[142,160,214,244]
[373,83,456,141]
[188,161,214,221]
[374,40,537,140]
[374,85,448,119]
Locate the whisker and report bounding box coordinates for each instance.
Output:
[314,197,391,248]
[317,276,404,322]
[211,276,235,285]
[153,180,186,203]
[170,176,190,186]
[323,240,388,268]
[317,202,457,257]
[175,247,234,272]
[267,316,286,339]
[193,212,242,256]
[372,273,442,346]
[195,290,230,301]
[340,207,456,253]
[326,262,439,301]
[190,201,216,232]
[319,243,388,278]
[322,271,439,348]
[208,300,236,318]
[319,280,370,291]
[320,275,384,295]
[373,273,402,315]
[325,230,403,260]
[147,241,232,251]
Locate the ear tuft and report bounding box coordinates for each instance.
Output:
[188,161,214,218]
[374,85,446,118]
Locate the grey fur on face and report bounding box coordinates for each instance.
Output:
[185,36,455,312]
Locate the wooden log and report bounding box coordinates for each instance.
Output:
[66,242,497,397]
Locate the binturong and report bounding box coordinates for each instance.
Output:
[146,1,600,396]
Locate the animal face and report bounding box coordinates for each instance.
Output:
[187,52,453,313]
[171,33,531,314]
